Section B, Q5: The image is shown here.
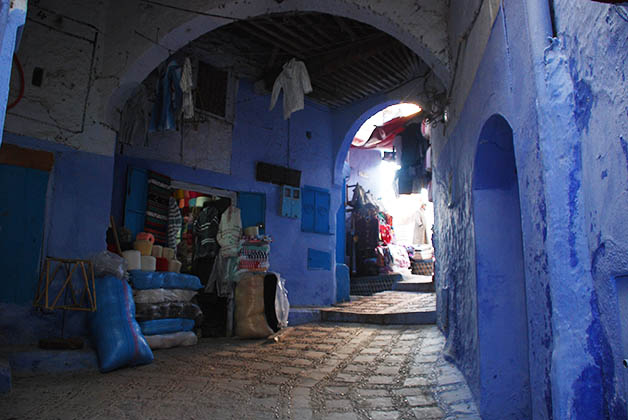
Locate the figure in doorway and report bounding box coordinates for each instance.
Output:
[413,203,428,245]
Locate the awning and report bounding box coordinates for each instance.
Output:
[351,112,421,149]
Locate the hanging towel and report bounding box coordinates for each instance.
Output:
[269,58,313,119]
[168,197,182,249]
[180,57,194,119]
[149,60,183,132]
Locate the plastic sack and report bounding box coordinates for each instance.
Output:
[139,318,195,335]
[133,288,197,304]
[234,272,274,338]
[91,251,127,279]
[274,274,290,329]
[135,302,203,326]
[88,276,153,372]
[145,331,198,350]
[129,270,202,290]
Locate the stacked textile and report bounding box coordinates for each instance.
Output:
[130,270,203,349]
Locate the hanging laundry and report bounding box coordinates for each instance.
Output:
[120,84,150,146]
[180,57,194,119]
[269,58,313,119]
[150,60,183,132]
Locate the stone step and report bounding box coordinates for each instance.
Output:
[320,309,436,324]
[392,275,435,293]
[319,291,437,325]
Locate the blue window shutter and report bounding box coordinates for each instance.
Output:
[314,191,330,234]
[301,188,315,232]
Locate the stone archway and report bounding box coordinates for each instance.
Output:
[105,0,449,129]
[472,114,531,419]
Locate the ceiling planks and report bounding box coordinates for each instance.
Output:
[190,12,427,108]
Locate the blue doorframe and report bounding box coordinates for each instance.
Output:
[0,163,48,304]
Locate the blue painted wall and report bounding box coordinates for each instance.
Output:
[549,2,628,419]
[112,80,337,307]
[432,2,554,419]
[0,1,26,146]
[0,132,114,345]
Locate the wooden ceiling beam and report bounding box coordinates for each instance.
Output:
[247,20,311,54]
[333,15,357,40]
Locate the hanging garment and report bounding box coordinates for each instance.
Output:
[269,58,313,119]
[149,60,183,132]
[413,206,428,245]
[425,146,432,172]
[193,206,221,260]
[120,85,150,146]
[168,197,182,249]
[180,57,194,119]
[206,206,242,297]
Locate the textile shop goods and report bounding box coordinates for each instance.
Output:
[130,271,202,290]
[235,272,274,339]
[135,301,203,326]
[123,250,141,271]
[206,206,242,297]
[133,288,198,304]
[269,58,313,119]
[88,276,153,373]
[145,331,198,350]
[168,196,182,249]
[145,171,171,246]
[138,318,195,335]
[129,270,203,350]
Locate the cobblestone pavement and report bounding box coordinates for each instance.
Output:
[326,292,437,314]
[0,323,479,420]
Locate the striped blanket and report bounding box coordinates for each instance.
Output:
[144,170,171,246]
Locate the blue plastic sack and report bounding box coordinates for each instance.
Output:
[129,271,202,291]
[139,318,195,335]
[89,276,153,372]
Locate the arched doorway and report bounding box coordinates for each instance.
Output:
[473,114,531,419]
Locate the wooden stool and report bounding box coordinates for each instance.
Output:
[34,257,96,312]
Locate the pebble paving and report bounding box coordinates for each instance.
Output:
[0,323,479,420]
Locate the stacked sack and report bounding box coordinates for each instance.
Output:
[122,232,202,350]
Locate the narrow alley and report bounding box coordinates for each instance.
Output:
[1,323,477,420]
[0,1,626,419]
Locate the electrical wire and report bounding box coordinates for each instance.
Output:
[7,54,24,110]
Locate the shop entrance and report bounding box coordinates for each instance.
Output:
[344,103,434,296]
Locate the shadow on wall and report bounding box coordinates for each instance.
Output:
[472,114,531,419]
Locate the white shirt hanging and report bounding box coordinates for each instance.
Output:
[269,58,313,119]
[180,57,194,119]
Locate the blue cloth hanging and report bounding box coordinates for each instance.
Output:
[149,60,183,132]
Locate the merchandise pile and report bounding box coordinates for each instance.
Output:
[123,232,203,349]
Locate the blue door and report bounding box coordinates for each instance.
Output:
[0,164,48,304]
[124,167,148,239]
[238,192,266,234]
